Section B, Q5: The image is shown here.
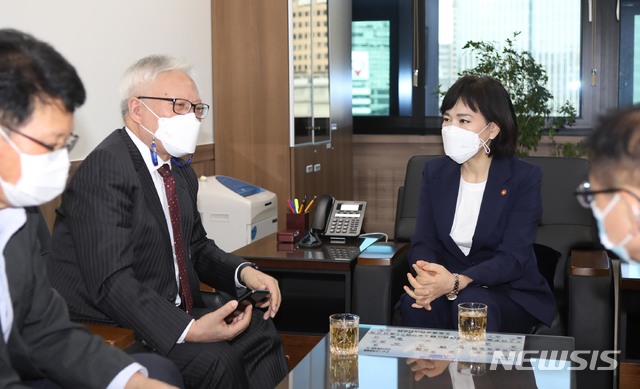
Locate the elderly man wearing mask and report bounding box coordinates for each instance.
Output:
[47,54,288,389]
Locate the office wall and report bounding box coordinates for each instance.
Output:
[353,134,582,237]
[0,0,213,160]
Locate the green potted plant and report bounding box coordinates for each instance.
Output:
[450,32,579,156]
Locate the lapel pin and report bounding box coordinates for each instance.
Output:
[501,189,507,196]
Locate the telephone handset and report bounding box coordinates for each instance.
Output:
[310,194,335,232]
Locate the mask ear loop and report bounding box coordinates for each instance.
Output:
[479,139,491,155]
[478,123,493,155]
[171,155,193,167]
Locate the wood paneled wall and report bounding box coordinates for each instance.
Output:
[211,0,292,225]
[353,135,444,238]
[353,134,583,239]
[211,0,354,225]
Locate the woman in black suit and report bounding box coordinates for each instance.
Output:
[398,75,555,334]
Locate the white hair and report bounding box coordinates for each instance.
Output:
[119,54,198,118]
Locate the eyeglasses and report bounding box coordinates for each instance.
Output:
[137,96,210,119]
[575,181,640,208]
[4,127,79,152]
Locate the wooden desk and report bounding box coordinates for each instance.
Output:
[233,234,382,334]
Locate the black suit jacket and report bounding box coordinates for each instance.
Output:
[2,207,132,388]
[409,156,555,326]
[48,128,245,355]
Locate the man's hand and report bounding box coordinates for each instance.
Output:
[125,372,179,388]
[185,300,252,343]
[239,266,281,320]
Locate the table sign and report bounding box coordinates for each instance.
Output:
[359,326,525,364]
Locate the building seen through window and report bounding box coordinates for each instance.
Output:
[620,0,640,106]
[352,20,390,115]
[438,0,580,116]
[352,0,583,126]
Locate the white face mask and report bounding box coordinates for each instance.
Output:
[0,129,70,207]
[591,194,636,262]
[441,123,492,164]
[138,100,201,158]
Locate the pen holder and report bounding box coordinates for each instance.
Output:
[286,212,310,236]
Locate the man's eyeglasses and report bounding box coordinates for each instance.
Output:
[575,181,640,208]
[137,96,210,119]
[5,127,78,152]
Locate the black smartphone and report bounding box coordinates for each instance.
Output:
[224,289,270,324]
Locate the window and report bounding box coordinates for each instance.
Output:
[352,20,390,115]
[352,0,619,135]
[620,0,640,106]
[436,0,580,116]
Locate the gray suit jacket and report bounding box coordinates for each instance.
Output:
[48,128,245,355]
[2,207,132,388]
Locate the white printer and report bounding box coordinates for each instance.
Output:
[197,175,278,252]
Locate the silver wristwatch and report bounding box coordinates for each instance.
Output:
[446,273,459,301]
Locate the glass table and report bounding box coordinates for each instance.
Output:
[277,324,577,388]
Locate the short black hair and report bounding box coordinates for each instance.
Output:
[0,28,85,128]
[586,104,640,187]
[440,75,518,158]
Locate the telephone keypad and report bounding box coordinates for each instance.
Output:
[324,245,361,261]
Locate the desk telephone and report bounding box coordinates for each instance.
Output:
[315,196,367,238]
[299,194,367,248]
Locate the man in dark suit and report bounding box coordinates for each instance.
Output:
[0,29,180,388]
[48,54,288,388]
[577,105,640,263]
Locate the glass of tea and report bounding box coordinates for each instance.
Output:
[458,302,487,341]
[329,313,359,355]
[330,354,359,388]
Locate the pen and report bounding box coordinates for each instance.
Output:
[301,195,307,213]
[287,199,296,214]
[304,196,316,213]
[294,198,300,214]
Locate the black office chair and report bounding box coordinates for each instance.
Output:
[520,156,596,331]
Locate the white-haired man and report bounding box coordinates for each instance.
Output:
[48,54,288,388]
